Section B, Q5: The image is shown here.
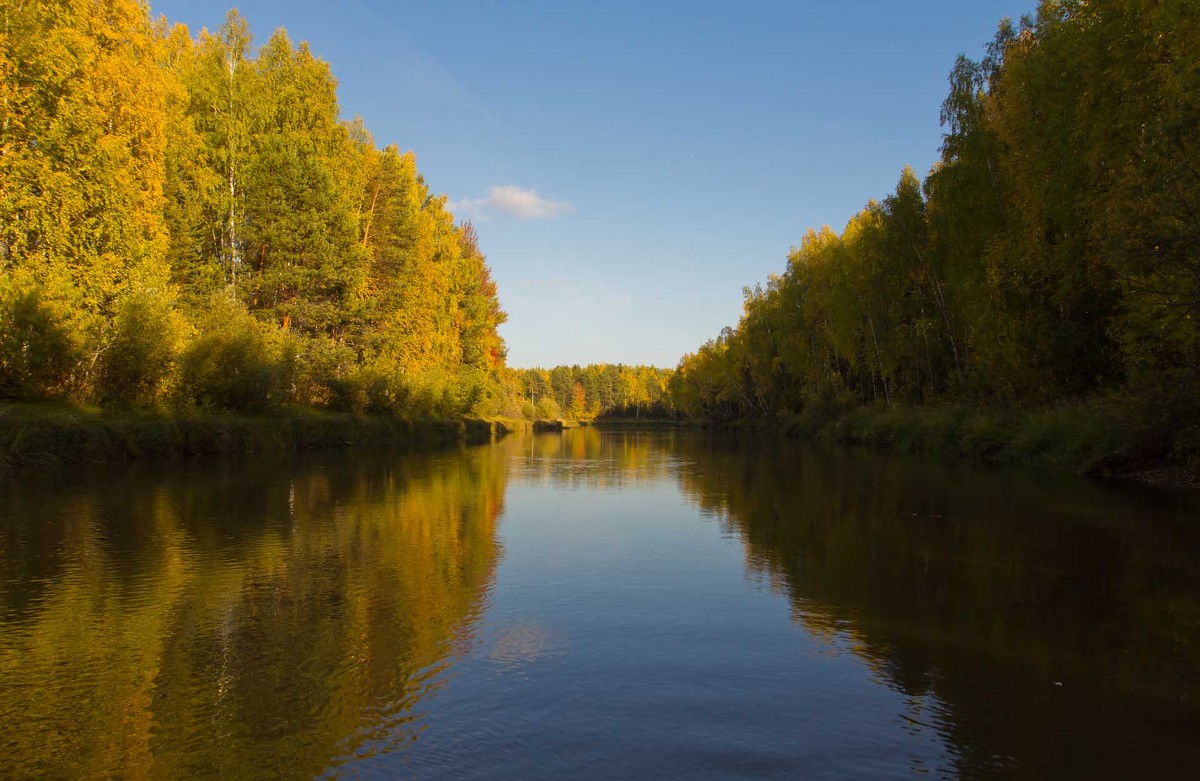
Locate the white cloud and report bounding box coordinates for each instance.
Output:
[449,185,573,221]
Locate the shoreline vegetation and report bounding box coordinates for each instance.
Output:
[762,402,1197,490]
[579,403,1198,489]
[5,0,1198,493]
[0,403,525,469]
[3,400,1195,490]
[1,6,515,427]
[666,2,1200,491]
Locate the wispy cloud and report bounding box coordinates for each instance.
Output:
[449,185,574,221]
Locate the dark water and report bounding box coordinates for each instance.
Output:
[2,430,1199,780]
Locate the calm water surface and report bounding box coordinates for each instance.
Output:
[2,430,1198,779]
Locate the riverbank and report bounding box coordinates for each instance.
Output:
[775,402,1200,489]
[660,399,1199,489]
[0,404,525,469]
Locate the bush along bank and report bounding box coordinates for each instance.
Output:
[777,400,1200,489]
[666,3,1200,493]
[0,405,526,469]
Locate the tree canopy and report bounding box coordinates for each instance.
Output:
[671,0,1200,421]
[1,4,509,417]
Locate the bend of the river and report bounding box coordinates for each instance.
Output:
[2,429,1198,779]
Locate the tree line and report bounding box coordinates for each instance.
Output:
[670,0,1199,422]
[514,364,674,421]
[1,3,508,417]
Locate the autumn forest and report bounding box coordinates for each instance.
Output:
[671,1,1199,430]
[2,0,1199,445]
[2,3,514,415]
[4,3,1200,777]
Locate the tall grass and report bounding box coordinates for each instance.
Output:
[782,400,1135,471]
[0,403,519,469]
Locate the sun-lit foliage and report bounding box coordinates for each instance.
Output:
[0,5,508,416]
[672,0,1200,421]
[512,364,675,421]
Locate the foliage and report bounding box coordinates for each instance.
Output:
[0,280,81,400]
[94,289,189,408]
[290,336,358,410]
[534,395,562,421]
[513,364,675,421]
[0,5,508,418]
[176,296,293,412]
[672,0,1200,427]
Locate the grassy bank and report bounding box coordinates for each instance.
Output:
[0,403,526,469]
[771,400,1200,488]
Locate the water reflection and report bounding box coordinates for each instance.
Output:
[0,444,511,779]
[512,426,677,489]
[670,432,1200,779]
[2,430,1199,779]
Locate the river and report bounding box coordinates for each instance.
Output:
[1,429,1198,779]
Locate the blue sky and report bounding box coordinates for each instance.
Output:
[154,0,1034,368]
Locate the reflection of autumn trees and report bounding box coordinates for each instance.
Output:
[0,445,509,779]
[4,430,1198,778]
[515,429,673,490]
[671,434,1200,779]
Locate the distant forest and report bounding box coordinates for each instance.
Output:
[1,4,508,416]
[670,0,1199,423]
[514,365,675,421]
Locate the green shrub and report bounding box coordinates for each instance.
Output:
[0,283,80,400]
[535,395,561,420]
[333,359,403,414]
[398,369,449,418]
[956,411,1014,458]
[94,289,188,408]
[290,335,357,409]
[177,296,292,412]
[381,367,501,419]
[452,367,502,418]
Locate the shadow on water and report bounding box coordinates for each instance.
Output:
[668,431,1200,779]
[2,430,1199,779]
[0,443,515,779]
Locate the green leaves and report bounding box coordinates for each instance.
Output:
[1,5,509,415]
[0,280,81,400]
[674,0,1200,419]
